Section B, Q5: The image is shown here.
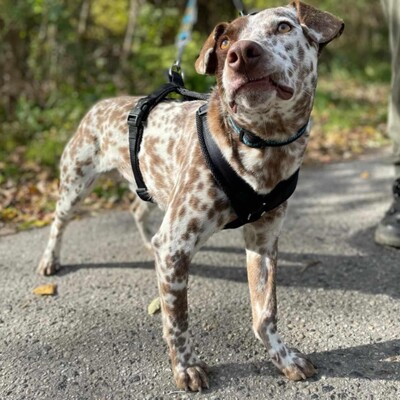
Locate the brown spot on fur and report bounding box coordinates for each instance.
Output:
[75,166,84,177]
[207,209,216,220]
[178,205,186,219]
[188,218,200,234]
[297,44,305,62]
[71,196,81,207]
[189,196,201,211]
[188,167,200,182]
[214,198,228,212]
[208,187,217,199]
[181,232,190,241]
[285,43,294,52]
[167,139,174,154]
[119,146,129,161]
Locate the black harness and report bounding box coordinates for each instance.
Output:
[196,104,300,229]
[127,86,305,229]
[127,82,208,202]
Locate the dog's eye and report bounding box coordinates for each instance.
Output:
[277,22,292,34]
[220,38,230,50]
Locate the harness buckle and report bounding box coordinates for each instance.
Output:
[127,98,152,127]
[127,112,140,127]
[197,104,208,117]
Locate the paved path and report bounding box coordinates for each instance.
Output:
[1,153,399,399]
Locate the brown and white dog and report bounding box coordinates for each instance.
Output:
[38,1,343,392]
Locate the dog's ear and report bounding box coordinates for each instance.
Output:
[290,1,344,51]
[195,23,228,75]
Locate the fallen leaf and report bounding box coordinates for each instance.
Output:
[33,283,57,296]
[0,208,19,221]
[360,171,370,179]
[148,297,161,315]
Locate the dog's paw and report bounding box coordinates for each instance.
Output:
[174,362,209,392]
[281,351,317,381]
[143,241,153,254]
[37,257,59,276]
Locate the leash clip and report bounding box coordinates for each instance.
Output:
[168,62,185,86]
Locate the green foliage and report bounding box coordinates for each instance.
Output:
[0,0,392,232]
[1,87,100,172]
[91,0,129,35]
[0,0,392,181]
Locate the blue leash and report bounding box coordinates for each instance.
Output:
[169,0,198,84]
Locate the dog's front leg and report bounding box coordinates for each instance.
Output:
[243,204,317,381]
[151,210,211,392]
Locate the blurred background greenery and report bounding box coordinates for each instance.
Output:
[0,0,392,231]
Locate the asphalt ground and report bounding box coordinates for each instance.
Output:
[1,152,399,399]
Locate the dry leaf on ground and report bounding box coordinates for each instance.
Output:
[148,297,161,315]
[33,283,57,296]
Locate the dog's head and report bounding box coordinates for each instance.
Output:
[195,1,344,129]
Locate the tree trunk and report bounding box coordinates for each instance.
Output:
[115,0,143,91]
[78,0,91,37]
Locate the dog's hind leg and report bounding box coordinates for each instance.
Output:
[243,203,317,381]
[130,195,156,251]
[37,133,100,276]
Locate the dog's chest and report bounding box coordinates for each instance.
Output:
[138,100,210,207]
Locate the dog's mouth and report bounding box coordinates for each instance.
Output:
[233,76,294,101]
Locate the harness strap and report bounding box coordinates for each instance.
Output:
[196,104,300,229]
[128,83,178,201]
[128,90,300,230]
[128,83,209,202]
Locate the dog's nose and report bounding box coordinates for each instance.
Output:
[227,40,262,72]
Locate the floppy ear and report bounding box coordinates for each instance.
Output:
[290,1,344,51]
[195,22,228,75]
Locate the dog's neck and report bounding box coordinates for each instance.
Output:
[206,90,309,194]
[226,113,309,149]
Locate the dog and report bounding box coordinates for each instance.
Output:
[38,1,343,392]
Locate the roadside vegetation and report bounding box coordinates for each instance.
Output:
[0,0,391,233]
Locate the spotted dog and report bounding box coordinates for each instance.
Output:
[38,1,343,392]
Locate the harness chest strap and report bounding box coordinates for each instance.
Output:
[196,104,299,229]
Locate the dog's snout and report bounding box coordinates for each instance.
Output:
[227,41,262,72]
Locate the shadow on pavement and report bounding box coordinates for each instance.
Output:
[214,339,400,384]
[59,226,400,298]
[58,261,155,277]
